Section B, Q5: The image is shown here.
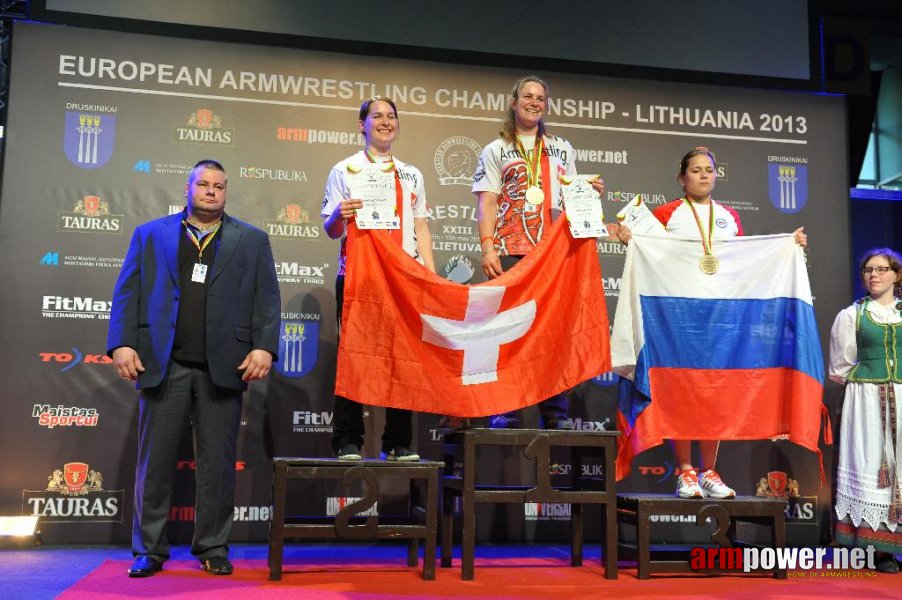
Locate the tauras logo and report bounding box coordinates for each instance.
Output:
[58,196,123,234]
[22,463,123,522]
[265,204,321,240]
[597,241,626,255]
[175,108,233,145]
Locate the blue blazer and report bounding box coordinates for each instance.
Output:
[107,212,281,390]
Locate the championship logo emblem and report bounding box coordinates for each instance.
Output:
[64,112,116,169]
[444,254,476,284]
[768,163,808,214]
[274,320,319,377]
[434,136,482,186]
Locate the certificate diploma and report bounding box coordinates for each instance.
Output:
[615,194,667,236]
[562,177,607,238]
[348,164,398,230]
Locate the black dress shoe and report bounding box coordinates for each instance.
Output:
[876,555,899,573]
[128,555,163,577]
[201,556,233,575]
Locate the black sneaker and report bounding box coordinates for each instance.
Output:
[488,415,520,429]
[382,447,419,461]
[337,444,361,461]
[543,417,574,430]
[437,415,472,430]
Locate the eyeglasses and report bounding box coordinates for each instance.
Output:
[862,266,894,275]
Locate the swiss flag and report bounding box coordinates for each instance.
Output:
[336,218,610,417]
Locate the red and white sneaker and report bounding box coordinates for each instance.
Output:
[676,469,703,498]
[699,469,736,499]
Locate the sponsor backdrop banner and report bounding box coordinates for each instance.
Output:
[0,21,848,545]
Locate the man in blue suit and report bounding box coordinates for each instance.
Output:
[107,159,281,577]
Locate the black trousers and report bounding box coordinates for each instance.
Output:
[133,360,242,562]
[331,274,413,453]
[496,254,570,423]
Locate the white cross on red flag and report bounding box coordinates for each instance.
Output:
[335,218,611,417]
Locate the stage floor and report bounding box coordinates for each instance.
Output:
[1,542,898,599]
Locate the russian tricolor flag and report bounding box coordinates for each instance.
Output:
[611,234,830,479]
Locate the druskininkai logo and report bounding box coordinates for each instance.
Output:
[768,162,808,213]
[64,112,116,169]
[274,320,318,377]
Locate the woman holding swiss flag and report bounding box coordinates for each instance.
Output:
[321,95,436,462]
[473,75,605,430]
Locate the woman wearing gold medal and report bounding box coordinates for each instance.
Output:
[617,147,808,499]
[321,96,436,461]
[473,75,604,429]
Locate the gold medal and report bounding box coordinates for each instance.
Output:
[525,185,544,205]
[699,254,719,275]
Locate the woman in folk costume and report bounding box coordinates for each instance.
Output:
[830,248,902,573]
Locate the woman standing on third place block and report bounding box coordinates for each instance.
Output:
[616,146,807,500]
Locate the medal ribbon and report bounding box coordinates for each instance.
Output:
[539,147,552,224]
[182,219,221,260]
[515,134,545,190]
[513,135,552,224]
[683,197,715,257]
[365,150,404,247]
